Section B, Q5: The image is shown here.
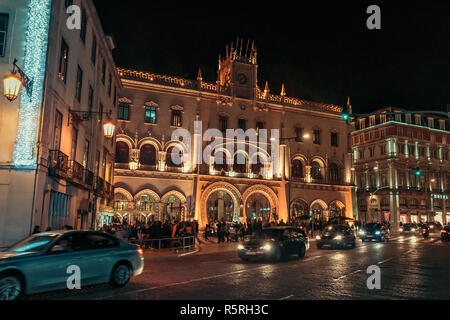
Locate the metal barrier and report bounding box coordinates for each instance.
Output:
[130,236,196,257]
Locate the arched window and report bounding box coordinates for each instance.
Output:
[329,163,339,182]
[292,159,303,179]
[114,193,128,211]
[139,144,157,166]
[136,194,155,212]
[311,162,322,180]
[214,151,228,172]
[233,153,247,173]
[115,141,129,163]
[251,154,265,176]
[166,146,183,167]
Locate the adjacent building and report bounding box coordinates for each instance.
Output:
[352,107,450,229]
[0,0,120,248]
[111,41,355,230]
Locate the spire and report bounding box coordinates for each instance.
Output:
[197,67,203,81]
[280,83,286,96]
[347,96,353,114]
[264,81,270,94]
[218,54,221,70]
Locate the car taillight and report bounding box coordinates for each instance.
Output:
[137,247,144,255]
[442,230,448,234]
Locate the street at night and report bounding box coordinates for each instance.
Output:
[26,234,450,301]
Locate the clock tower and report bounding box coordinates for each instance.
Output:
[217,38,258,100]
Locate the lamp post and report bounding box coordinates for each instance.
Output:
[3,58,33,102]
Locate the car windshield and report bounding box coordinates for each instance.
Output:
[365,223,381,229]
[8,234,60,253]
[248,229,283,240]
[323,225,344,232]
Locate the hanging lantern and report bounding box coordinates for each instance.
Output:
[103,121,115,139]
[3,72,22,102]
[129,160,138,171]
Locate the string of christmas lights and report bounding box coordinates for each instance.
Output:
[12,0,52,168]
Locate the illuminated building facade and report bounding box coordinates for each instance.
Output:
[352,107,450,228]
[111,41,355,229]
[0,0,120,247]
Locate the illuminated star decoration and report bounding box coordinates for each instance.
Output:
[12,0,52,168]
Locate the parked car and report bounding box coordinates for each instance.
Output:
[359,223,390,242]
[441,226,450,242]
[399,223,421,236]
[0,230,144,300]
[237,227,309,262]
[316,224,356,249]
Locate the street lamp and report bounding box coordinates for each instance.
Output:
[103,121,115,139]
[3,59,33,102]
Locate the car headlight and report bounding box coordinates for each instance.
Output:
[334,235,343,240]
[375,231,381,235]
[411,228,416,232]
[316,235,321,240]
[237,244,245,250]
[399,228,403,232]
[260,244,272,251]
[359,231,365,235]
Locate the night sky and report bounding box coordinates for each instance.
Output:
[93,1,449,114]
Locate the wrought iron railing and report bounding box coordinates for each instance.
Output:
[48,150,69,178]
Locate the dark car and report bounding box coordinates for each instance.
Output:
[316,224,356,249]
[399,223,421,236]
[427,222,443,233]
[359,223,390,242]
[441,226,450,242]
[237,227,309,262]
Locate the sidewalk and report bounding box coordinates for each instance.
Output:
[142,238,238,261]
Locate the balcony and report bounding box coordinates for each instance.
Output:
[69,160,84,186]
[48,150,69,178]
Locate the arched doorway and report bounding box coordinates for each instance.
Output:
[290,199,308,221]
[163,195,183,222]
[207,191,235,223]
[245,193,271,223]
[310,200,328,223]
[329,200,345,220]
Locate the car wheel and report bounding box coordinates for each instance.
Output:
[0,272,24,301]
[272,247,282,262]
[298,244,306,259]
[361,238,366,242]
[110,263,131,288]
[317,243,323,249]
[351,241,356,248]
[240,257,249,262]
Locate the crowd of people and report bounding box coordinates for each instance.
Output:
[100,220,202,249]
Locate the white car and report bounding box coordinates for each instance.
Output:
[0,230,144,300]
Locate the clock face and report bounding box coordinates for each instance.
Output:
[237,73,248,85]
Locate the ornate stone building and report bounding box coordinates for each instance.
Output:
[352,107,450,228]
[108,41,355,229]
